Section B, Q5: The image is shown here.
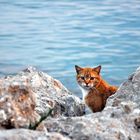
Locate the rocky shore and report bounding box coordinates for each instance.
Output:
[0,67,140,140]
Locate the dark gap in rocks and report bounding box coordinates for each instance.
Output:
[1,120,15,129]
[134,117,140,132]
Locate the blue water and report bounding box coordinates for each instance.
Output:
[0,0,140,97]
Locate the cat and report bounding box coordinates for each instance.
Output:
[75,65,118,113]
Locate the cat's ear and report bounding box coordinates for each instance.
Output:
[75,65,83,74]
[93,65,101,74]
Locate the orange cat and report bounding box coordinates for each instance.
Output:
[75,65,118,112]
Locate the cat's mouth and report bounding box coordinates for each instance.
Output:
[81,84,92,90]
[84,86,91,90]
[78,82,94,90]
[85,85,90,88]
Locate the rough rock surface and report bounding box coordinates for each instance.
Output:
[22,67,85,117]
[44,67,140,140]
[0,67,85,129]
[0,129,70,140]
[0,76,39,129]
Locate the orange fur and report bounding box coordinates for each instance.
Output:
[75,65,118,112]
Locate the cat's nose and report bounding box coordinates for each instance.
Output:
[85,79,90,85]
[85,83,89,86]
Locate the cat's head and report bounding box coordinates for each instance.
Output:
[75,65,101,90]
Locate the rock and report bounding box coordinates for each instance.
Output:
[0,129,71,140]
[23,67,85,117]
[43,67,140,140]
[0,67,85,129]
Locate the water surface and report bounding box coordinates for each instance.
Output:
[0,0,140,97]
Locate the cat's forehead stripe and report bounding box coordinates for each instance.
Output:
[84,69,91,78]
[86,69,97,77]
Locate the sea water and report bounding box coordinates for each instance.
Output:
[0,0,140,97]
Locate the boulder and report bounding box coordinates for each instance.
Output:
[22,67,85,117]
[43,67,140,140]
[0,67,85,129]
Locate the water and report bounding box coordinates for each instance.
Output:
[0,0,140,97]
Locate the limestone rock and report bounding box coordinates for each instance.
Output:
[0,67,85,129]
[22,67,85,117]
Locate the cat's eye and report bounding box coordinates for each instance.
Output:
[90,77,95,80]
[80,76,85,80]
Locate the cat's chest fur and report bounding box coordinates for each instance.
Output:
[79,86,90,101]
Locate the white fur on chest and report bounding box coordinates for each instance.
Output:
[79,86,89,101]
